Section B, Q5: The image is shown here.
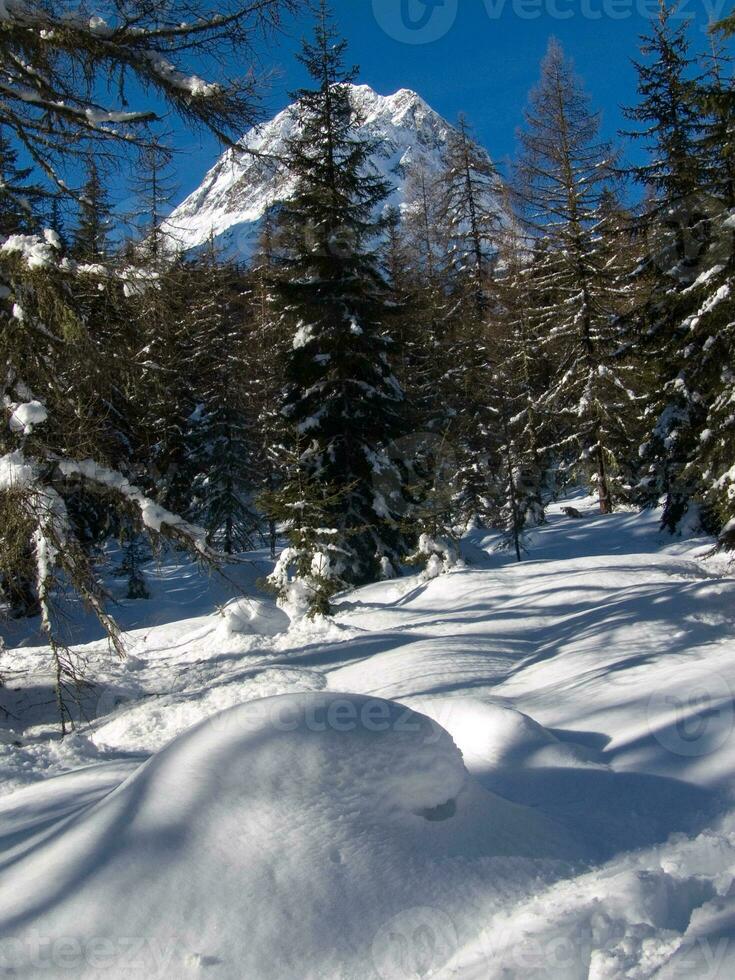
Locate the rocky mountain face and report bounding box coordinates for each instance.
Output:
[163,84,497,257]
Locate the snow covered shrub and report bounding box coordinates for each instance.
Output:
[266,529,348,619]
[405,533,461,581]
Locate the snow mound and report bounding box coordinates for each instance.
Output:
[0,693,576,978]
[92,665,327,754]
[404,696,602,771]
[8,400,47,434]
[219,597,290,636]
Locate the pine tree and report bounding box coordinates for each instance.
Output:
[266,2,409,614]
[0,125,39,236]
[183,243,261,553]
[623,3,703,212]
[248,210,290,559]
[623,3,726,532]
[437,117,503,527]
[381,165,479,545]
[696,36,735,211]
[515,38,637,514]
[72,157,112,262]
[129,252,195,515]
[671,29,735,545]
[396,163,461,438]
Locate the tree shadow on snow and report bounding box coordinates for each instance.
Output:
[472,757,719,865]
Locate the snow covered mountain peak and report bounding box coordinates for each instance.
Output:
[163,83,486,257]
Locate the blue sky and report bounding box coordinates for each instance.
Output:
[157,0,732,205]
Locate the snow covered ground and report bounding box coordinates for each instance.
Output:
[2,497,735,978]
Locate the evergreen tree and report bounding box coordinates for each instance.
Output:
[515,38,637,514]
[248,210,290,559]
[0,125,39,236]
[623,3,728,532]
[72,157,112,261]
[696,35,735,211]
[183,243,261,553]
[623,3,703,212]
[129,252,195,515]
[658,25,735,545]
[266,3,409,614]
[397,163,458,435]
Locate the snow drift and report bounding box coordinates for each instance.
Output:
[0,692,579,979]
[3,500,734,978]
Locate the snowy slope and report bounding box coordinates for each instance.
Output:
[2,499,735,977]
[163,84,497,256]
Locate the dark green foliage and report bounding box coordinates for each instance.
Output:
[72,157,111,261]
[182,246,262,553]
[266,3,410,611]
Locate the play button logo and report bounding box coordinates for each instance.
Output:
[372,0,458,44]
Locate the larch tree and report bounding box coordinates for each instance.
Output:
[514,38,637,514]
[491,197,554,530]
[0,0,296,726]
[124,137,179,263]
[439,114,502,317]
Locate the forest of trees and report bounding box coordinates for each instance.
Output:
[1,0,734,686]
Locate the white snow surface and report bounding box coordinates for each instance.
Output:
[2,497,735,978]
[163,84,500,258]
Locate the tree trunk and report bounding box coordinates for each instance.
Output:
[596,442,613,514]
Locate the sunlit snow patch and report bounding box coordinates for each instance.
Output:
[0,692,577,979]
[219,597,290,637]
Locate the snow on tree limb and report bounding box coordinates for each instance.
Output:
[0,0,296,196]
